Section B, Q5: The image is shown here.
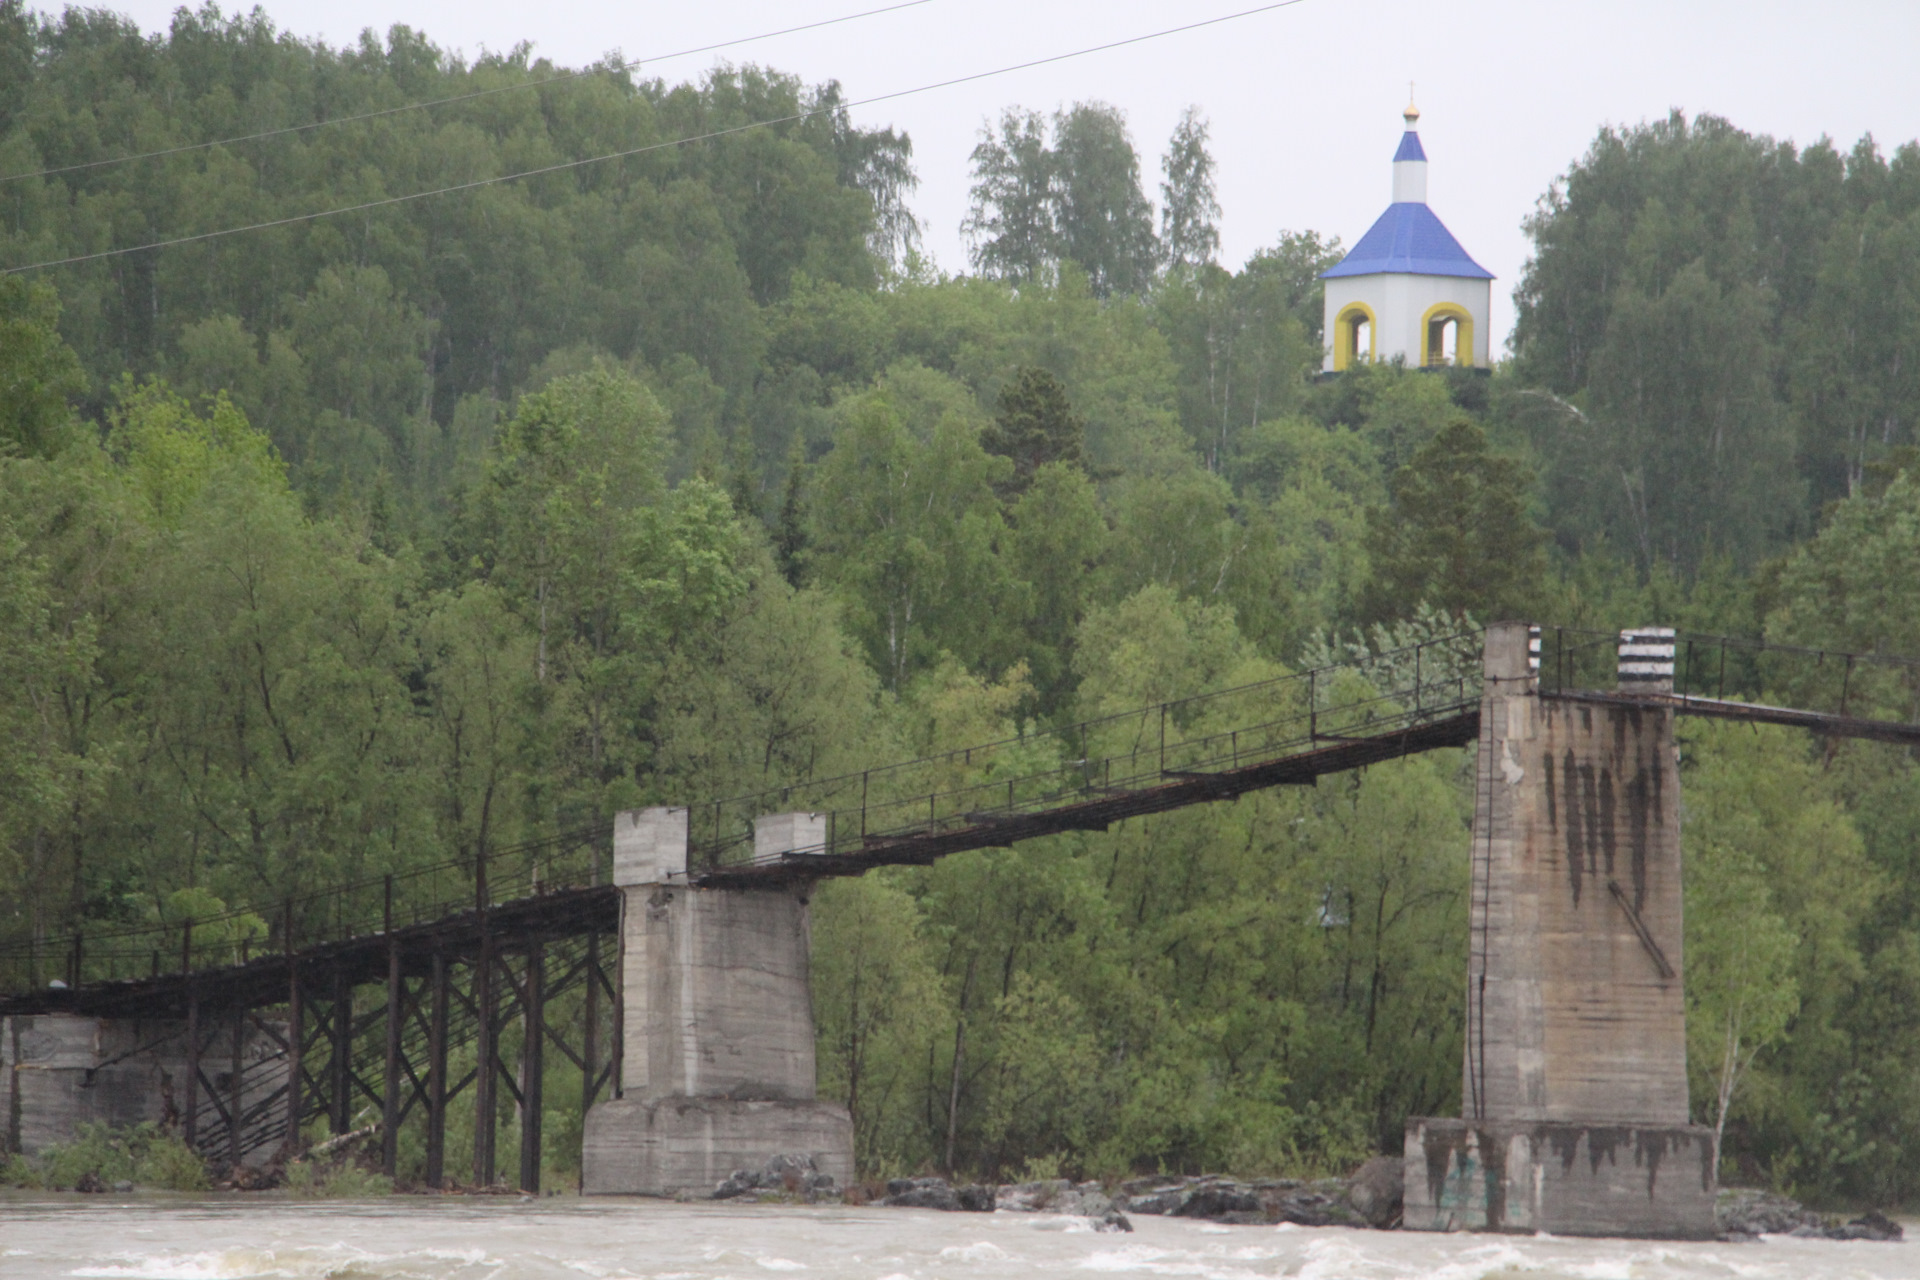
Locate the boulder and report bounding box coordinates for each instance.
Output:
[1258,1181,1360,1227]
[1116,1174,1368,1228]
[1715,1188,1904,1242]
[1175,1181,1262,1222]
[1115,1177,1187,1216]
[1344,1156,1404,1228]
[956,1183,998,1212]
[1717,1188,1819,1237]
[993,1179,1131,1231]
[878,1176,993,1211]
[712,1153,838,1202]
[1831,1211,1903,1242]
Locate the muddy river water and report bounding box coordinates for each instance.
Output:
[3,1195,1918,1280]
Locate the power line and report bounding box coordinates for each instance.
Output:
[0,0,937,185]
[3,0,1310,276]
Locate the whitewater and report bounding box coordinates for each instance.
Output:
[4,1194,1919,1280]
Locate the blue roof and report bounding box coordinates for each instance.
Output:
[1393,130,1426,162]
[1321,202,1493,280]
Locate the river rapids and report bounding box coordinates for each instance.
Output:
[3,1194,1917,1280]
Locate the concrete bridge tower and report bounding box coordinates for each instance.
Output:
[1403,622,1716,1237]
[581,808,853,1195]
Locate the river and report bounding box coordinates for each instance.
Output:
[3,1194,1917,1280]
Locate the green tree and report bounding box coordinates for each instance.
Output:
[963,108,1055,284]
[1681,722,1876,1190]
[806,365,1016,688]
[0,278,84,458]
[1006,461,1107,709]
[1790,200,1920,502]
[811,871,950,1170]
[963,102,1159,297]
[981,365,1085,492]
[1361,420,1547,624]
[1159,106,1220,271]
[1050,102,1160,298]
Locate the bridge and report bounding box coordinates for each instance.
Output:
[4,623,1918,1237]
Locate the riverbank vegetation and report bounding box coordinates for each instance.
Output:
[4,1,1920,1205]
[0,1122,209,1191]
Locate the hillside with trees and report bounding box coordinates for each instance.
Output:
[5,0,1920,1203]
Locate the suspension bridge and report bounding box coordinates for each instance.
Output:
[3,622,1918,1236]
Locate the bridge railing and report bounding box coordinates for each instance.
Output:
[688,629,1487,873]
[1537,626,1920,727]
[0,825,609,997]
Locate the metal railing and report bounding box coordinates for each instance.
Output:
[1536,626,1920,727]
[689,629,1487,874]
[0,826,609,997]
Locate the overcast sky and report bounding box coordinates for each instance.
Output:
[97,0,1920,354]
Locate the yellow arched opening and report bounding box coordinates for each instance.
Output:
[1420,302,1475,368]
[1333,302,1376,372]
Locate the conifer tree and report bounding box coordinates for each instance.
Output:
[1361,420,1547,623]
[982,367,1086,493]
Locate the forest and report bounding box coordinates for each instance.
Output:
[5,0,1920,1203]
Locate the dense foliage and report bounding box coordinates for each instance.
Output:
[4,3,1920,1202]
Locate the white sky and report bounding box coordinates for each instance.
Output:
[97,0,1920,354]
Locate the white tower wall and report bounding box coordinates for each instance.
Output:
[1322,274,1491,370]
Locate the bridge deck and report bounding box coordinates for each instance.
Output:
[0,882,618,1019]
[691,709,1482,888]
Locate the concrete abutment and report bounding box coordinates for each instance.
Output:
[581,807,852,1196]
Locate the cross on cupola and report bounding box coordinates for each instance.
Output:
[1320,99,1492,373]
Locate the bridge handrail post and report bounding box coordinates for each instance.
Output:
[384,875,394,934]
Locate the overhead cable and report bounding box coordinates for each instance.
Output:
[3,0,1310,275]
[0,0,936,185]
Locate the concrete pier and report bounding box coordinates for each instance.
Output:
[2,1011,287,1164]
[582,808,852,1196]
[1404,623,1716,1238]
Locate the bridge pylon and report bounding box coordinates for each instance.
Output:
[1403,621,1716,1238]
[581,807,853,1196]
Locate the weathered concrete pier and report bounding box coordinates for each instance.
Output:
[1403,622,1716,1238]
[581,807,853,1195]
[2,1011,289,1165]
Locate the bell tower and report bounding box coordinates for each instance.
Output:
[1321,101,1493,372]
